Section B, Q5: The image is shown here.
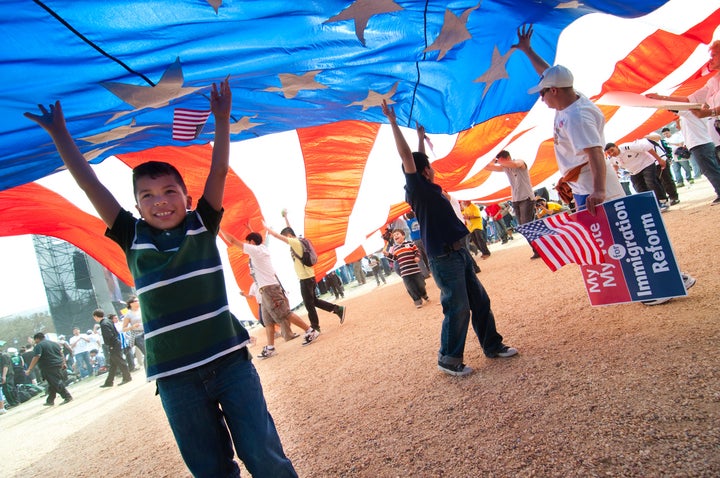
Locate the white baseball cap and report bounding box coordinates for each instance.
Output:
[527,65,574,94]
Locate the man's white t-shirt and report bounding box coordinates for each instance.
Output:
[554,94,624,200]
[611,139,657,175]
[688,73,720,144]
[677,110,713,149]
[70,334,90,354]
[241,242,280,288]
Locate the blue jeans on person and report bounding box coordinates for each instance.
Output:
[429,247,504,366]
[74,351,92,378]
[671,159,693,184]
[690,142,720,197]
[157,349,297,478]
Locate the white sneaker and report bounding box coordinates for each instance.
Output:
[302,329,320,346]
[257,346,277,359]
[643,272,696,306]
[642,297,672,306]
[681,273,696,290]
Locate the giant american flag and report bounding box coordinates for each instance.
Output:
[0,0,718,318]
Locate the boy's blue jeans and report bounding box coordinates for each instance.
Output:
[157,349,297,478]
[429,247,504,366]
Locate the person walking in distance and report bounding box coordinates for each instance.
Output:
[25,333,73,406]
[94,309,132,387]
[122,296,145,369]
[265,211,347,332]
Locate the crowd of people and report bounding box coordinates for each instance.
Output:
[0,303,147,414]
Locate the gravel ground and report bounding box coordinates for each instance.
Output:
[3,180,719,478]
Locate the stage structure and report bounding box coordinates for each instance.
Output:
[32,235,132,336]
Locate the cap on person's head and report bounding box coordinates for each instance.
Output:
[528,65,574,94]
[87,329,93,334]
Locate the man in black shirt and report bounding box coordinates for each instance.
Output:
[93,309,132,387]
[25,333,73,406]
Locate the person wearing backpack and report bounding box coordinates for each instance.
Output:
[265,213,346,333]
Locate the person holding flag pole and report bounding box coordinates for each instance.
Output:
[513,24,696,305]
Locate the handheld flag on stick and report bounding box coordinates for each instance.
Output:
[516,212,604,272]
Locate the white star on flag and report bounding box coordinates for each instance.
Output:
[516,212,604,272]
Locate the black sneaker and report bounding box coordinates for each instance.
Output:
[486,345,518,358]
[438,362,473,377]
[712,197,720,206]
[61,397,73,405]
[335,306,347,324]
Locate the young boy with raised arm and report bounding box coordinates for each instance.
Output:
[25,79,297,477]
[381,100,517,377]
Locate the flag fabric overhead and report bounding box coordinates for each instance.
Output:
[516,212,604,272]
[0,0,718,321]
[1,0,672,191]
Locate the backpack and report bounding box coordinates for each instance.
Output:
[674,146,691,159]
[291,237,317,267]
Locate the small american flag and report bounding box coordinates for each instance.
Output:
[172,108,211,141]
[516,212,604,272]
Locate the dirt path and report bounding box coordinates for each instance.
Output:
[3,180,719,477]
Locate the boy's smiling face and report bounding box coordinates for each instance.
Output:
[134,173,191,230]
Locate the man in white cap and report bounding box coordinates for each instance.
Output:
[513,25,695,305]
[513,25,624,214]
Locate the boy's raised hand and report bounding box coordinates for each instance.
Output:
[24,101,68,136]
[210,77,232,119]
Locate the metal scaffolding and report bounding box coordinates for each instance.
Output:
[32,235,132,336]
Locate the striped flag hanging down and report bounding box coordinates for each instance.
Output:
[516,212,605,272]
[172,108,211,141]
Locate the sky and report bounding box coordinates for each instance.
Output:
[0,0,717,318]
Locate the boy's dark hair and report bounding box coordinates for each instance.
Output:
[604,143,617,151]
[411,152,430,172]
[661,127,671,133]
[132,161,187,197]
[92,309,104,318]
[245,232,263,245]
[393,229,406,236]
[280,227,296,237]
[33,332,44,340]
[496,150,511,159]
